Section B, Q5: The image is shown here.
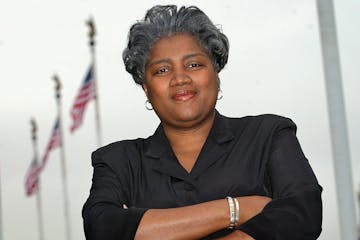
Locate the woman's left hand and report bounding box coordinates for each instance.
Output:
[214,230,255,240]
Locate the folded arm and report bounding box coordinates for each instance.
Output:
[135,196,270,240]
[82,153,270,240]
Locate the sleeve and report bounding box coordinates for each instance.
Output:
[237,118,323,240]
[82,149,148,240]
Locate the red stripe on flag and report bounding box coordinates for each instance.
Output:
[70,66,95,133]
[40,129,61,167]
[24,160,42,196]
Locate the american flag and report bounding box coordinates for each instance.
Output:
[24,118,61,197]
[69,65,96,133]
[40,118,61,167]
[24,159,41,196]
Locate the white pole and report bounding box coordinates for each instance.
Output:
[316,0,358,239]
[53,75,72,240]
[87,17,102,148]
[0,160,3,240]
[358,187,360,238]
[31,119,45,240]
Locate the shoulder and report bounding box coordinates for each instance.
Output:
[94,139,142,157]
[224,113,297,137]
[91,138,145,169]
[249,114,296,130]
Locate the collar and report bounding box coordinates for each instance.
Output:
[144,110,235,179]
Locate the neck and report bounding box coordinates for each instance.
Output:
[162,110,216,155]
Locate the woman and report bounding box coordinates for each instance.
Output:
[82,5,322,240]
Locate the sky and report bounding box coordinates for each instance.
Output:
[0,0,359,239]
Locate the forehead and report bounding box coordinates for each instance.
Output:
[148,33,208,61]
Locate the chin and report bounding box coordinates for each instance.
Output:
[175,113,199,123]
[173,109,213,126]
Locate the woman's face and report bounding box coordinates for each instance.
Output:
[143,33,219,129]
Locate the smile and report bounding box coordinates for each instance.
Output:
[172,90,197,101]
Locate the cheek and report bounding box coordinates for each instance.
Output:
[146,83,168,102]
[202,74,219,94]
[193,70,216,85]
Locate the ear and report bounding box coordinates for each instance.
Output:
[142,83,149,98]
[215,73,220,88]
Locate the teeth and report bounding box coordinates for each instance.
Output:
[177,90,194,95]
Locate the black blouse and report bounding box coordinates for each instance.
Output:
[82,111,322,239]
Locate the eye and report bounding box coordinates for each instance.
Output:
[187,62,202,69]
[154,66,169,75]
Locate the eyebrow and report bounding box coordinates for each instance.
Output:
[147,52,207,68]
[182,52,207,60]
[147,58,171,68]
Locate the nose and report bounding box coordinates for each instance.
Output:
[169,67,192,87]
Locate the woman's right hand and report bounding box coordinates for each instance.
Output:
[214,230,255,240]
[236,196,272,224]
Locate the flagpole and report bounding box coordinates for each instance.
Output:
[87,17,102,147]
[0,158,3,240]
[316,0,358,239]
[53,75,72,240]
[30,119,45,240]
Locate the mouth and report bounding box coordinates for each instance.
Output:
[172,90,197,101]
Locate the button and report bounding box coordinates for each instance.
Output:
[184,182,194,191]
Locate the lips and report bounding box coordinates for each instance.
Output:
[172,90,197,101]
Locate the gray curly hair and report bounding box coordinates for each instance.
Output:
[122,5,229,85]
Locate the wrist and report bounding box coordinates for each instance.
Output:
[225,196,240,229]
